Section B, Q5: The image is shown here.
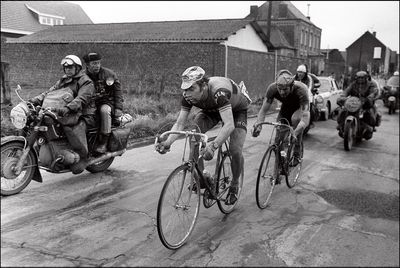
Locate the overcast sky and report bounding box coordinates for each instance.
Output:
[67,1,399,52]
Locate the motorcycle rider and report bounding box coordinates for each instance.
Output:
[252,70,310,169]
[336,70,379,139]
[294,64,320,128]
[29,55,96,174]
[83,52,124,154]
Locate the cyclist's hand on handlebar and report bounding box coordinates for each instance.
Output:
[291,134,298,143]
[201,144,216,161]
[251,124,262,137]
[155,141,170,154]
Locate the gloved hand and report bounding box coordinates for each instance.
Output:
[114,108,123,118]
[28,98,40,106]
[155,141,170,154]
[202,144,216,161]
[57,106,71,116]
[251,124,262,137]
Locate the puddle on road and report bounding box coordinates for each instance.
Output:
[317,189,399,221]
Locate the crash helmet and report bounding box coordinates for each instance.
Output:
[355,71,368,78]
[181,66,205,90]
[296,64,307,73]
[83,52,102,63]
[61,55,82,67]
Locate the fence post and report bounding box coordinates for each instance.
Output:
[1,61,11,105]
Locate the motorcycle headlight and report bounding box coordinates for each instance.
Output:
[10,102,29,129]
[389,87,398,95]
[344,96,362,113]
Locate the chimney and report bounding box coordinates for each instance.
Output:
[372,31,376,37]
[250,5,258,19]
[306,4,311,20]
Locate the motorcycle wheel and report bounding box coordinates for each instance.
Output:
[1,141,36,196]
[86,157,114,173]
[343,121,354,151]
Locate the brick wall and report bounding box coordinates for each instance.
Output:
[1,42,304,101]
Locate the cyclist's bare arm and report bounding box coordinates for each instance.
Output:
[214,105,235,147]
[294,103,310,137]
[164,108,190,146]
[255,98,273,124]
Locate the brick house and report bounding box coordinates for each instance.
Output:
[0,1,92,40]
[310,49,346,79]
[346,31,398,76]
[246,1,322,60]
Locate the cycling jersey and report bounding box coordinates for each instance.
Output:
[265,81,309,120]
[181,76,250,113]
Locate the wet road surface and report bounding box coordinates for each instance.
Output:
[1,102,399,266]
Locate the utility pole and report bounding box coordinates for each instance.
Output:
[266,1,272,43]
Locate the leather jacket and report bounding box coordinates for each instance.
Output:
[86,67,123,111]
[30,70,96,117]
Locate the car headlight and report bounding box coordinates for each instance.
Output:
[315,95,324,103]
[10,102,29,129]
[344,96,362,113]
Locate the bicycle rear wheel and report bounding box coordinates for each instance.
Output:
[216,153,244,214]
[157,164,200,249]
[285,141,303,188]
[256,146,278,209]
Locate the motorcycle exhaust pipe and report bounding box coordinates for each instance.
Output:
[87,149,126,166]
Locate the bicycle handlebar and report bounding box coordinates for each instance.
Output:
[254,121,296,136]
[155,130,209,145]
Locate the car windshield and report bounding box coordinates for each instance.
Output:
[318,78,331,93]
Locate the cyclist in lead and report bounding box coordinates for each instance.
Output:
[155,66,251,204]
[252,70,310,169]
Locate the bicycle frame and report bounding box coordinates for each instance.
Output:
[255,120,296,168]
[155,130,231,202]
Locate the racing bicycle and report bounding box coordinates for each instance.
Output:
[155,127,244,249]
[254,119,303,209]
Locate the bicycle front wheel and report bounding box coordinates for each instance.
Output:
[285,141,303,188]
[156,164,200,249]
[216,153,244,214]
[256,146,278,209]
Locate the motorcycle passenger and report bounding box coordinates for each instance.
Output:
[336,70,379,139]
[29,55,96,174]
[155,66,251,205]
[252,70,310,170]
[83,52,124,154]
[294,64,320,128]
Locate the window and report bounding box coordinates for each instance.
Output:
[300,30,304,45]
[39,16,63,26]
[39,16,53,25]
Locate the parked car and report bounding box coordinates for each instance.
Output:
[314,76,342,120]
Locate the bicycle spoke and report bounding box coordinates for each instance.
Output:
[285,142,303,188]
[256,147,278,209]
[157,165,200,249]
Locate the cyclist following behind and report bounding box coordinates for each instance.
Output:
[252,70,310,170]
[155,66,251,205]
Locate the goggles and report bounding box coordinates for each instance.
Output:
[61,58,75,66]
